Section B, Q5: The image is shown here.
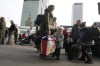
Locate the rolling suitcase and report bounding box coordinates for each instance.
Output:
[68,44,82,60]
[40,35,56,57]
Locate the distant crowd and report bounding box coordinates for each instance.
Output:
[0,17,18,45]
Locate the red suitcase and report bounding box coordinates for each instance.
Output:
[40,35,56,57]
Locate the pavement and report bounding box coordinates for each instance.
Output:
[0,45,100,66]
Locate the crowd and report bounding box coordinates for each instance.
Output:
[0,17,18,45]
[0,4,100,64]
[34,4,100,64]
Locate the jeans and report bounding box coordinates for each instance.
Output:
[81,45,92,61]
[52,48,61,59]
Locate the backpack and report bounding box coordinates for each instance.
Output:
[87,27,99,38]
[34,14,44,26]
[81,27,100,40]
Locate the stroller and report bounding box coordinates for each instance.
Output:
[18,34,35,45]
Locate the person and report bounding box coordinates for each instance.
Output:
[7,20,16,45]
[80,22,86,28]
[52,27,64,60]
[50,17,57,29]
[27,27,34,36]
[0,17,6,44]
[34,30,41,51]
[63,28,69,53]
[40,5,55,36]
[5,27,9,38]
[50,17,57,35]
[92,22,97,28]
[22,33,26,39]
[9,20,16,35]
[4,27,9,44]
[77,26,100,64]
[27,27,34,43]
[71,20,81,44]
[14,26,18,44]
[18,34,22,45]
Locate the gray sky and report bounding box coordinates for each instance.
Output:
[0,0,100,27]
[49,0,100,26]
[0,0,23,27]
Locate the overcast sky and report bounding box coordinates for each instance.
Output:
[0,0,23,27]
[49,0,100,26]
[0,0,100,27]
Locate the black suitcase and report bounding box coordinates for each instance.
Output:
[68,44,81,61]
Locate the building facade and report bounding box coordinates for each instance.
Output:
[25,14,32,27]
[20,0,48,26]
[72,3,83,25]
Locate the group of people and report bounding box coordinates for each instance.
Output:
[33,5,64,60]
[69,19,100,64]
[0,17,18,45]
[0,4,99,64]
[20,27,35,44]
[34,4,100,64]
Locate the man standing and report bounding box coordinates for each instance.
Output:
[71,20,81,44]
[0,17,6,44]
[7,20,16,45]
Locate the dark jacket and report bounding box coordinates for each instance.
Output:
[40,8,53,36]
[78,27,100,42]
[9,23,16,35]
[0,21,6,34]
[71,24,81,41]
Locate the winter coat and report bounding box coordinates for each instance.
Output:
[78,27,100,42]
[40,8,53,36]
[9,23,16,35]
[71,24,81,41]
[53,32,64,48]
[0,21,6,34]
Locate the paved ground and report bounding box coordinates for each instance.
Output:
[0,45,100,66]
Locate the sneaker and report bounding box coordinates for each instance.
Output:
[85,60,93,64]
